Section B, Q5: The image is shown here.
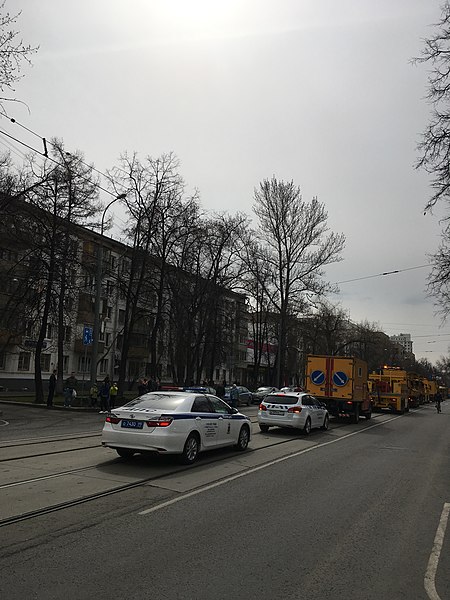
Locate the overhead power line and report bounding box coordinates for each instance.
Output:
[335,264,432,285]
[0,112,128,200]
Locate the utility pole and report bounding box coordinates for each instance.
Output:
[90,194,126,386]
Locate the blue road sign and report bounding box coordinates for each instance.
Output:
[310,370,325,385]
[332,371,349,387]
[83,325,93,346]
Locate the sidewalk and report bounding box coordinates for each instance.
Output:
[0,397,101,413]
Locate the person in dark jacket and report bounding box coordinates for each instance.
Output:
[99,377,110,413]
[47,369,57,408]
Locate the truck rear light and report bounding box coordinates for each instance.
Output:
[288,406,302,413]
[346,401,353,405]
[259,403,267,411]
[146,416,173,427]
[106,416,121,424]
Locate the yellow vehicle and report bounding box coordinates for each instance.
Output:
[368,368,410,414]
[305,355,372,423]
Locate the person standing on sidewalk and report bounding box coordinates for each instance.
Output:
[99,377,110,413]
[109,382,118,410]
[47,369,57,408]
[436,391,442,413]
[89,382,99,408]
[64,372,78,408]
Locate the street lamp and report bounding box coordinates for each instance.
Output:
[90,194,126,386]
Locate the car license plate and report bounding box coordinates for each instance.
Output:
[121,420,144,429]
[269,409,284,415]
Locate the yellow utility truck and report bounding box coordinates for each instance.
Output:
[305,355,372,423]
[368,367,410,413]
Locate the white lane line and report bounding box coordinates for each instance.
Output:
[0,420,9,427]
[424,503,450,600]
[139,413,403,515]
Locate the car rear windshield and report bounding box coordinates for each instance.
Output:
[124,394,186,410]
[264,394,298,405]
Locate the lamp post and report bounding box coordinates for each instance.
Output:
[90,194,126,386]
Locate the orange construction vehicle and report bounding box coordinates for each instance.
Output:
[305,355,372,423]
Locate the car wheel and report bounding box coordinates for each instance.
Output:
[352,405,360,424]
[321,414,329,430]
[236,425,250,451]
[180,433,200,465]
[116,448,135,459]
[259,424,270,433]
[303,417,312,435]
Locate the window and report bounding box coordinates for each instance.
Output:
[118,310,125,325]
[63,326,72,342]
[78,355,91,373]
[40,354,51,372]
[46,324,53,339]
[18,352,31,371]
[209,397,230,414]
[128,361,140,378]
[99,358,109,374]
[192,398,212,413]
[63,355,69,374]
[25,321,33,337]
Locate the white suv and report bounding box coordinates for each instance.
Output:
[257,392,329,434]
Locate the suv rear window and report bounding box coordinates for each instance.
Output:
[264,394,298,405]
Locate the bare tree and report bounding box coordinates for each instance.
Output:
[252,177,345,387]
[23,141,100,402]
[415,2,450,212]
[0,1,38,108]
[108,152,189,394]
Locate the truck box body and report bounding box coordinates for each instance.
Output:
[305,355,371,421]
[368,368,409,413]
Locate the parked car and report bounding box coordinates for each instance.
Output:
[102,391,251,464]
[280,386,304,393]
[257,391,329,435]
[224,385,253,407]
[252,386,279,404]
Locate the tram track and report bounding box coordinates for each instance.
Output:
[0,428,341,528]
[0,414,389,528]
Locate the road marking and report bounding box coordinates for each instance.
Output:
[424,503,450,600]
[0,419,9,427]
[139,413,403,515]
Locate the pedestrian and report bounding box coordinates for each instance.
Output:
[89,382,99,408]
[436,391,442,413]
[99,376,110,413]
[138,378,147,396]
[147,378,157,392]
[109,381,118,409]
[64,372,77,408]
[215,381,225,399]
[47,369,57,408]
[230,383,239,408]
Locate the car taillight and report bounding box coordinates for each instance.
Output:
[259,403,267,411]
[146,416,173,427]
[346,401,353,405]
[288,406,302,413]
[106,415,121,424]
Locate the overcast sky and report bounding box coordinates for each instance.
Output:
[5,0,450,363]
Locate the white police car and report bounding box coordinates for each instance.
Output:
[102,391,251,464]
[257,391,329,434]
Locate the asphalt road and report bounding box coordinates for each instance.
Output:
[0,402,449,600]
